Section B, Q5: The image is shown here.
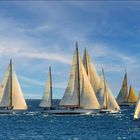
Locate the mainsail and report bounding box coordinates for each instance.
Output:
[83,48,100,94]
[134,94,140,120]
[97,68,120,111]
[39,67,52,108]
[116,70,128,104]
[59,45,80,107]
[0,65,10,102]
[59,43,100,109]
[127,86,137,103]
[0,60,27,110]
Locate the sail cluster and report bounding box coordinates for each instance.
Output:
[59,47,100,109]
[59,43,120,111]
[0,43,138,117]
[97,68,120,110]
[117,71,137,105]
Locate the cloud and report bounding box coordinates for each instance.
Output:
[0,13,73,65]
[19,51,71,64]
[20,75,66,89]
[0,2,140,99]
[18,24,52,33]
[0,36,71,65]
[19,75,44,87]
[85,43,139,73]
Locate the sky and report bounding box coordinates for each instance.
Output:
[0,1,140,99]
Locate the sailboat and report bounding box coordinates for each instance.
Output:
[98,68,120,113]
[134,94,140,120]
[50,42,101,115]
[0,60,27,113]
[39,67,52,109]
[83,48,100,96]
[116,70,128,105]
[116,70,137,106]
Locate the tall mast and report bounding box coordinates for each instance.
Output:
[76,42,80,108]
[125,68,128,102]
[84,48,89,76]
[102,67,108,109]
[10,59,13,108]
[49,66,53,108]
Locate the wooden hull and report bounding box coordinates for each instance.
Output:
[41,109,100,115]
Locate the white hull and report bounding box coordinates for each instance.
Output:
[41,109,100,115]
[134,114,140,120]
[134,117,140,120]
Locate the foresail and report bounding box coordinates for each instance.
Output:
[134,94,140,119]
[12,66,27,110]
[117,73,128,104]
[107,84,120,111]
[83,49,100,95]
[127,86,137,103]
[39,69,52,108]
[80,58,100,109]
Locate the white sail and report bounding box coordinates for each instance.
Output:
[0,65,10,101]
[39,68,52,108]
[0,76,11,107]
[80,58,100,109]
[134,94,140,120]
[59,48,79,106]
[97,68,120,111]
[116,71,128,104]
[106,83,120,111]
[11,67,27,110]
[83,48,100,95]
[60,44,100,109]
[0,62,27,110]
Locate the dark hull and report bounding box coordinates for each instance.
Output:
[41,109,100,115]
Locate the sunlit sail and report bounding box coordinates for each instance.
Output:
[83,48,100,95]
[0,60,27,110]
[127,85,137,103]
[117,70,137,105]
[134,94,140,120]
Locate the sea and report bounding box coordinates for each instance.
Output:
[0,99,139,140]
